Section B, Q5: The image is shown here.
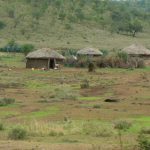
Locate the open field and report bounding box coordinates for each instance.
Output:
[0,52,150,150]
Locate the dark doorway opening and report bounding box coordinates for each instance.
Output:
[49,59,55,69]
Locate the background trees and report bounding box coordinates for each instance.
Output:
[0,0,149,37]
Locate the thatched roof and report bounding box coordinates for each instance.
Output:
[77,47,103,56]
[26,48,65,59]
[122,44,150,56]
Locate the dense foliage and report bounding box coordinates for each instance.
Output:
[0,39,34,54]
[0,0,149,37]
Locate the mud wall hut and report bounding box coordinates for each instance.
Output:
[26,48,65,69]
[122,44,150,65]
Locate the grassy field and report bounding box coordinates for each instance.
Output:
[0,52,150,150]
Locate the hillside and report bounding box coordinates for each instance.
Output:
[0,0,150,50]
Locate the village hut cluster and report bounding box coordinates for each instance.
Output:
[26,44,150,69]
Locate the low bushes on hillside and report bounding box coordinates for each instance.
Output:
[80,79,89,89]
[138,132,150,150]
[8,127,27,140]
[0,39,34,55]
[0,123,4,130]
[0,98,15,106]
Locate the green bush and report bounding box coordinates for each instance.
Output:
[0,39,34,54]
[93,104,101,109]
[21,44,34,55]
[65,23,72,30]
[141,128,150,134]
[0,98,15,106]
[114,120,132,131]
[49,130,64,136]
[0,21,6,30]
[54,86,79,100]
[88,62,96,72]
[80,79,89,89]
[76,57,89,68]
[8,127,27,140]
[0,123,4,130]
[49,130,57,136]
[137,133,150,150]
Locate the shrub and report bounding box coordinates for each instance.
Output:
[80,79,89,89]
[54,86,79,100]
[83,122,113,137]
[88,62,96,72]
[141,128,150,134]
[0,39,21,53]
[117,51,129,63]
[137,58,145,68]
[0,40,34,54]
[0,98,15,106]
[95,128,112,137]
[114,120,132,150]
[0,123,4,130]
[76,57,89,68]
[65,23,72,30]
[0,21,6,30]
[21,44,34,55]
[8,127,27,140]
[49,130,64,136]
[64,57,77,67]
[93,104,101,109]
[137,133,150,150]
[101,49,109,56]
[114,120,132,131]
[49,130,57,136]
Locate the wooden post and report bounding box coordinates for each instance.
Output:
[48,58,50,69]
[54,59,56,68]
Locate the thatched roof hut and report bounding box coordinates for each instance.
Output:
[122,44,150,57]
[26,48,65,59]
[77,47,103,56]
[26,48,65,69]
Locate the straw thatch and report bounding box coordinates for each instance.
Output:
[77,47,103,56]
[122,44,150,56]
[26,48,65,60]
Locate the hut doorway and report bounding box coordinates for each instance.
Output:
[49,58,55,69]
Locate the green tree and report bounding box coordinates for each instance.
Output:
[21,44,34,55]
[0,21,6,30]
[129,19,143,37]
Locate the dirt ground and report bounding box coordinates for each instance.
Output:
[0,65,150,150]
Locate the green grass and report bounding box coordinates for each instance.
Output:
[0,53,25,67]
[0,111,19,119]
[25,80,52,89]
[24,106,60,119]
[133,116,150,122]
[79,92,114,101]
[126,116,150,133]
[79,96,101,101]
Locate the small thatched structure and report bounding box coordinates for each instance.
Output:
[26,48,65,69]
[77,47,103,57]
[122,44,150,57]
